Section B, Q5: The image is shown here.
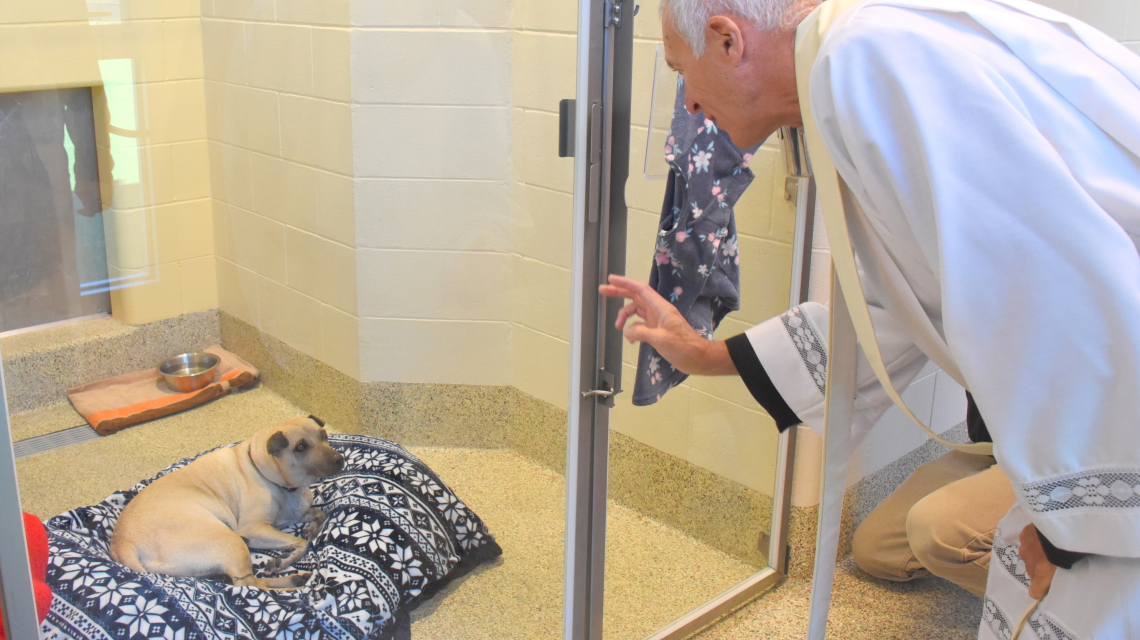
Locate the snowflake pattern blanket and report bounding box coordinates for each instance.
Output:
[40,434,502,640]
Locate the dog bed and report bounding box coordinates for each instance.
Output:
[40,434,502,640]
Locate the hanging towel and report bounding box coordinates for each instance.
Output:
[632,80,761,406]
[67,345,259,436]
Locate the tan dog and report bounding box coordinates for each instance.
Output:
[110,416,345,589]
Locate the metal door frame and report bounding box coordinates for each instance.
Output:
[0,346,42,640]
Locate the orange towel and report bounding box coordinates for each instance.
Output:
[67,345,259,436]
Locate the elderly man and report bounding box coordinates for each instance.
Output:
[601,0,1140,637]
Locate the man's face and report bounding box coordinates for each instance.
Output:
[662,12,734,131]
[662,8,798,148]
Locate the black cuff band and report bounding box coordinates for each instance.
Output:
[725,333,801,432]
[1036,529,1090,570]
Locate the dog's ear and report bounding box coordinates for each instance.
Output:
[308,415,325,427]
[266,431,289,457]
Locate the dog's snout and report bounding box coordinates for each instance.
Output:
[333,452,345,471]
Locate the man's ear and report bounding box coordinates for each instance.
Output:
[267,431,289,457]
[706,15,745,63]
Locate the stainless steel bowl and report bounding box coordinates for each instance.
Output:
[158,352,220,392]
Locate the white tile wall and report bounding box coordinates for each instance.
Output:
[359,318,511,384]
[352,105,511,180]
[251,153,318,232]
[512,324,571,408]
[245,22,312,95]
[355,179,511,252]
[357,249,511,321]
[204,9,359,378]
[512,255,571,341]
[352,30,511,106]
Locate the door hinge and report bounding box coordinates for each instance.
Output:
[604,0,622,27]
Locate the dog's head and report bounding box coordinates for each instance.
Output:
[253,415,345,489]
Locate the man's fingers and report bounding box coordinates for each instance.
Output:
[1028,565,1056,600]
[615,301,640,330]
[623,320,667,345]
[1018,524,1056,600]
[604,275,677,319]
[599,283,633,299]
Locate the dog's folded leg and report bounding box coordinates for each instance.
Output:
[239,522,310,573]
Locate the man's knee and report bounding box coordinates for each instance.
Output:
[851,520,878,574]
[852,507,918,581]
[904,496,952,569]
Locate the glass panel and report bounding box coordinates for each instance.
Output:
[605,21,797,637]
[5,1,583,638]
[643,44,677,181]
[0,88,111,333]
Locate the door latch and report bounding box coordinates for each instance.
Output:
[582,371,622,408]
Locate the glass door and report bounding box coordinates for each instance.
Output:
[0,1,595,639]
[569,3,813,635]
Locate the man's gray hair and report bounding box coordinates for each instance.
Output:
[661,0,812,56]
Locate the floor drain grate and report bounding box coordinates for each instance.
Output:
[14,425,100,459]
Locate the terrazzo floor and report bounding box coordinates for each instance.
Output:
[695,559,981,639]
[12,385,982,639]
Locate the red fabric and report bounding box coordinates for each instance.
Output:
[0,513,53,640]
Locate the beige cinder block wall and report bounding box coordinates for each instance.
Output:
[351,0,514,386]
[203,0,359,379]
[510,0,579,405]
[0,0,217,326]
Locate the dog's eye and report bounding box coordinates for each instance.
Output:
[295,440,307,453]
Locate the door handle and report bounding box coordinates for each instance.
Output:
[559,98,576,158]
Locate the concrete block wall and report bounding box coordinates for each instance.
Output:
[203,0,360,379]
[508,0,578,407]
[0,0,218,326]
[352,1,515,386]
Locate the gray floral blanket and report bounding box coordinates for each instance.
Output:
[633,79,762,405]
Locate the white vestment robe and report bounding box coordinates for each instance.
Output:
[738,0,1140,636]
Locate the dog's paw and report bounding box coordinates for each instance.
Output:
[264,557,282,573]
[290,572,312,587]
[304,509,327,539]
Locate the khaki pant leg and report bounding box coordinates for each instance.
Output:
[852,450,995,584]
[905,462,1015,597]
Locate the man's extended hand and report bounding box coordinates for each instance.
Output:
[598,275,737,376]
[1019,523,1057,600]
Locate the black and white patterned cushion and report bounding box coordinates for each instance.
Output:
[41,434,501,640]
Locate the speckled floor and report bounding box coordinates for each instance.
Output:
[13,386,756,639]
[12,386,982,639]
[695,559,981,639]
[406,447,758,639]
